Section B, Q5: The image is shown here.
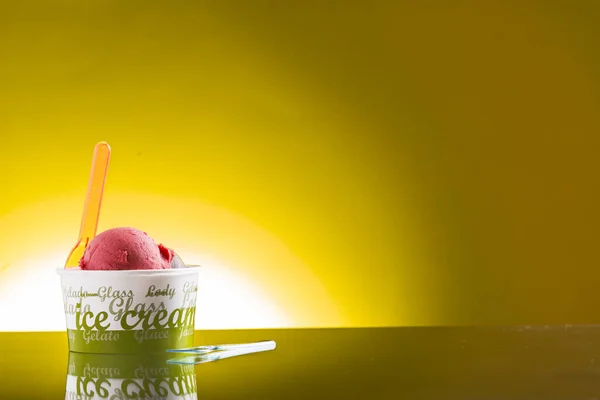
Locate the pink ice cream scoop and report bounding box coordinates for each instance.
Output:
[79,227,174,270]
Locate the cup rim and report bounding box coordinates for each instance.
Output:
[56,266,202,277]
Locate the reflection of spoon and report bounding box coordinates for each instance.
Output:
[65,142,111,268]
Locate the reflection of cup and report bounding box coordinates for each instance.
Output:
[57,268,200,353]
[65,352,198,400]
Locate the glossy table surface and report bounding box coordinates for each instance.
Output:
[2,326,600,399]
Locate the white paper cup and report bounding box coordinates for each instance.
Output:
[65,352,198,399]
[57,267,200,354]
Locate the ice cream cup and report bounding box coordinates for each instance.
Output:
[57,267,200,354]
[65,352,197,399]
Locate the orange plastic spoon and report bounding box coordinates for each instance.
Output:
[64,142,111,268]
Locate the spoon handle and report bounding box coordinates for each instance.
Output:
[65,142,111,268]
[167,340,276,354]
[167,342,277,365]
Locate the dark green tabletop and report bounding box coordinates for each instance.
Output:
[2,326,600,399]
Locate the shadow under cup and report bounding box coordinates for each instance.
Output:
[57,268,200,354]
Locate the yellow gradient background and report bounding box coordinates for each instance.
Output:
[1,1,599,329]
